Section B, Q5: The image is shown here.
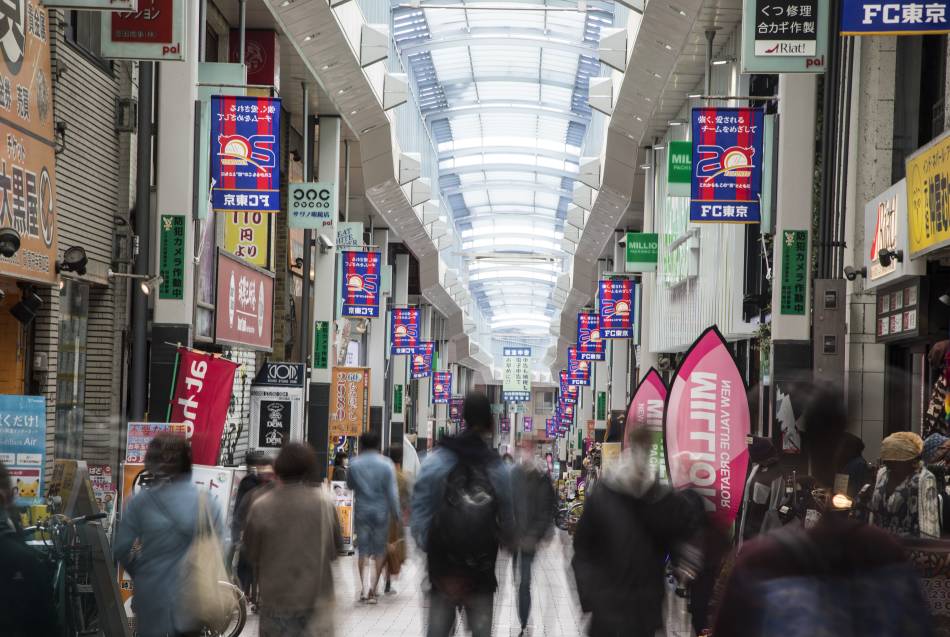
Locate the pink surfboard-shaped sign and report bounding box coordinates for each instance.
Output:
[624,368,668,482]
[664,326,751,529]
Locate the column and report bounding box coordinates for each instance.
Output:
[311,117,341,385]
[390,253,409,445]
[367,228,389,411]
[638,146,659,373]
[415,305,432,444]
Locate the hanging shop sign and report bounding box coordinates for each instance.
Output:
[864,179,926,288]
[567,347,592,386]
[391,307,420,354]
[545,418,556,438]
[690,107,765,224]
[874,278,926,343]
[624,369,668,482]
[158,214,185,299]
[667,141,692,197]
[100,0,186,61]
[664,326,751,529]
[288,182,337,230]
[125,422,187,463]
[625,232,659,273]
[249,363,305,451]
[500,416,510,433]
[223,211,271,269]
[449,397,464,424]
[228,29,280,90]
[168,348,239,465]
[432,371,452,404]
[577,313,606,361]
[341,251,381,317]
[312,320,329,369]
[907,131,950,257]
[0,395,46,505]
[596,392,607,421]
[741,0,828,73]
[598,279,635,338]
[210,95,281,214]
[502,347,532,401]
[329,367,370,438]
[524,416,533,432]
[841,0,950,35]
[393,384,404,414]
[410,342,435,379]
[0,0,57,285]
[214,250,274,351]
[779,230,808,315]
[336,222,364,249]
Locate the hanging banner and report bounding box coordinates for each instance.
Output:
[410,342,435,379]
[214,250,274,351]
[341,251,381,318]
[249,362,305,451]
[690,107,765,224]
[664,326,751,529]
[168,349,239,466]
[524,416,533,433]
[502,347,532,401]
[125,422,187,463]
[577,313,606,361]
[598,280,635,338]
[841,0,950,35]
[545,418,556,438]
[624,368,668,482]
[0,395,46,506]
[210,95,281,214]
[223,211,271,269]
[101,0,186,61]
[329,367,370,438]
[559,371,578,404]
[567,347,591,386]
[449,397,464,424]
[500,416,510,433]
[432,372,452,404]
[391,307,420,354]
[288,182,337,230]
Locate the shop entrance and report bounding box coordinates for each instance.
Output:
[0,278,26,395]
[884,343,927,437]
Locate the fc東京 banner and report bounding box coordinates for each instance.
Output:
[432,372,452,404]
[625,368,668,482]
[342,251,381,317]
[168,348,239,465]
[598,280,635,338]
[664,327,750,528]
[410,342,435,379]
[391,307,420,354]
[567,347,592,386]
[577,313,606,361]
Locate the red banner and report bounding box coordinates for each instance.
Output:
[169,348,238,465]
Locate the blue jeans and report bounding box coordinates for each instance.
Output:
[515,550,536,629]
[427,589,493,637]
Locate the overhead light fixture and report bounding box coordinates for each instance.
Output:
[712,57,734,66]
[939,293,950,307]
[652,144,665,150]
[653,72,662,79]
[688,93,702,98]
[303,34,315,42]
[640,163,651,169]
[56,245,88,276]
[635,116,643,122]
[350,109,359,115]
[0,226,20,258]
[280,0,291,6]
[10,289,42,325]
[669,120,685,126]
[321,63,332,70]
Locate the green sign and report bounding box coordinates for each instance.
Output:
[313,321,329,368]
[597,391,607,421]
[780,230,808,315]
[393,384,404,414]
[667,141,692,197]
[625,232,658,273]
[158,214,185,300]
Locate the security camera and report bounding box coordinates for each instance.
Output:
[877,248,904,268]
[318,234,335,252]
[0,227,20,258]
[844,265,867,281]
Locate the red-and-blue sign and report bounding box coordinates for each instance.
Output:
[690,107,764,224]
[567,347,591,386]
[391,307,419,354]
[500,416,510,433]
[559,370,579,403]
[432,371,451,404]
[449,397,463,423]
[342,251,380,317]
[410,342,434,379]
[598,280,634,338]
[545,417,556,438]
[577,313,606,361]
[210,95,281,213]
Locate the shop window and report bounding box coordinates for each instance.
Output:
[206,26,219,63]
[66,10,111,73]
[54,280,89,460]
[893,35,948,182]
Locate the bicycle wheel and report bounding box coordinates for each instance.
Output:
[215,581,247,637]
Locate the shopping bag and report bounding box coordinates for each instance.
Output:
[179,492,235,633]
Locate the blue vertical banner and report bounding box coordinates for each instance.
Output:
[210,95,281,214]
[690,106,765,223]
[390,307,419,354]
[567,346,592,386]
[0,395,47,505]
[841,1,950,35]
[598,280,635,338]
[342,251,381,317]
[449,397,464,424]
[410,342,435,379]
[545,417,556,438]
[432,371,452,404]
[577,313,606,361]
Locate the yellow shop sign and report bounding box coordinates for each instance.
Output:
[907,130,950,258]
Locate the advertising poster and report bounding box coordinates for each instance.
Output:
[667,141,692,197]
[449,397,464,424]
[168,348,239,465]
[690,107,765,223]
[118,462,147,630]
[341,251,381,317]
[567,347,591,386]
[100,0,186,61]
[88,464,116,517]
[907,130,950,258]
[332,481,354,551]
[523,416,533,433]
[559,371,578,404]
[503,347,532,401]
[210,95,281,214]
[410,342,435,379]
[841,0,950,35]
[125,422,188,463]
[223,211,271,269]
[432,371,452,404]
[664,326,751,529]
[288,182,337,230]
[329,367,370,438]
[249,362,305,451]
[598,279,635,338]
[625,369,668,482]
[0,395,46,505]
[191,465,237,532]
[214,250,275,351]
[391,307,420,354]
[577,313,606,361]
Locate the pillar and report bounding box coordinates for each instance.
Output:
[311,116,341,385]
[390,253,409,445]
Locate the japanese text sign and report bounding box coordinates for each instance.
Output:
[690,107,765,224]
[101,0,186,61]
[224,211,271,269]
[391,307,420,354]
[210,95,281,214]
[169,348,238,465]
[841,1,950,35]
[598,279,635,338]
[577,313,606,361]
[432,371,452,404]
[159,214,185,299]
[0,395,46,505]
[342,251,381,318]
[329,367,370,438]
[288,182,337,229]
[907,130,950,257]
[215,250,274,350]
[567,347,591,386]
[410,342,435,379]
[780,230,808,315]
[126,422,187,463]
[741,0,828,73]
[624,369,668,482]
[502,347,532,402]
[313,321,330,369]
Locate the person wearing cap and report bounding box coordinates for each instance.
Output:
[869,431,940,538]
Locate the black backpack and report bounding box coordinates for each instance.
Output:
[431,458,500,575]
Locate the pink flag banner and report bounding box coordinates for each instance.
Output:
[624,368,668,482]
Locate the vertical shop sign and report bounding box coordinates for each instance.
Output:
[214,250,274,350]
[598,279,635,338]
[0,0,58,285]
[577,313,606,361]
[223,211,271,269]
[228,29,280,89]
[101,0,186,61]
[524,416,533,432]
[780,230,808,315]
[329,367,370,437]
[502,347,532,401]
[159,214,185,299]
[690,107,765,223]
[391,307,420,354]
[432,371,452,404]
[596,392,607,421]
[168,348,239,465]
[313,321,329,369]
[742,0,827,73]
[210,95,281,214]
[625,232,659,273]
[0,395,46,505]
[393,384,404,414]
[567,347,591,386]
[341,251,381,317]
[667,141,692,197]
[664,327,751,529]
[288,182,336,229]
[907,130,950,257]
[624,368,668,482]
[249,362,304,451]
[125,422,187,463]
[841,0,950,35]
[449,397,463,423]
[410,342,435,379]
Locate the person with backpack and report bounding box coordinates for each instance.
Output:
[410,392,515,637]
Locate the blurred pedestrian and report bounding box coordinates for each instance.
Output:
[511,442,556,636]
[232,451,275,605]
[331,451,348,482]
[346,431,400,604]
[411,392,514,637]
[243,443,341,637]
[572,427,703,637]
[114,434,224,637]
[833,432,873,499]
[738,437,785,544]
[0,460,58,637]
[383,443,411,595]
[869,431,940,539]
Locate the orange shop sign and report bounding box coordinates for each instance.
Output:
[329,367,370,438]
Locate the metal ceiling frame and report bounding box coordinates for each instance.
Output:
[442,180,573,198]
[425,102,589,125]
[441,163,578,180]
[399,32,596,57]
[439,145,580,162]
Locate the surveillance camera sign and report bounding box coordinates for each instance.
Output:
[288,182,337,229]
